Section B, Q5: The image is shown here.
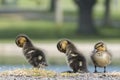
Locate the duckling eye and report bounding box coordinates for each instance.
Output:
[100,45,106,49]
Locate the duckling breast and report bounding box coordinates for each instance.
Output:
[92,51,111,67]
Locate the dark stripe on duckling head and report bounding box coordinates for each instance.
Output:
[94,42,104,49]
[94,42,106,51]
[15,34,30,47]
[57,41,61,51]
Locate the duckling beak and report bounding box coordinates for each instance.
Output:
[93,49,97,53]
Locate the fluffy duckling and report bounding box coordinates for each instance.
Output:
[15,34,48,68]
[91,42,112,73]
[57,39,89,73]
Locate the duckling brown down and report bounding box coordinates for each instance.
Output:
[57,39,89,73]
[91,42,112,73]
[15,34,48,68]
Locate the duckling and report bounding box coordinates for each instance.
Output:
[15,34,48,68]
[91,42,112,73]
[57,39,89,73]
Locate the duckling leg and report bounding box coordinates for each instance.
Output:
[94,65,97,73]
[104,66,106,73]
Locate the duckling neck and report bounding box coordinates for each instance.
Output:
[23,42,34,49]
[66,44,77,55]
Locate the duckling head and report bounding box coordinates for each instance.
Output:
[94,42,107,52]
[15,34,30,48]
[57,39,70,53]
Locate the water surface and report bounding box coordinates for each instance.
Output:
[0,65,120,72]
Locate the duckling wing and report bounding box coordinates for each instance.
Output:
[28,48,48,67]
[105,51,112,64]
[68,51,88,72]
[91,51,112,67]
[107,51,112,59]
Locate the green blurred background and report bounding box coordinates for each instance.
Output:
[0,0,120,67]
